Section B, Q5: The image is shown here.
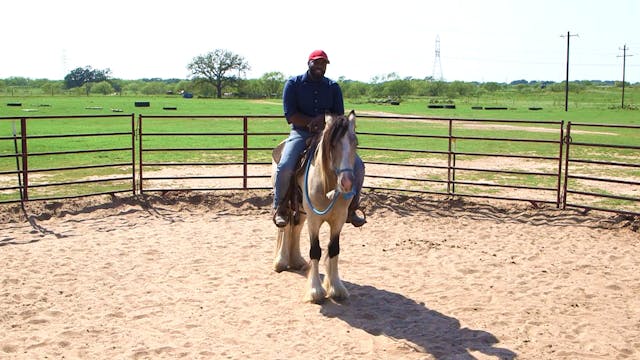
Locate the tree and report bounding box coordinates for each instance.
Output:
[235,78,262,98]
[187,49,250,98]
[91,81,115,95]
[260,72,285,98]
[419,80,447,97]
[109,79,123,93]
[173,80,194,94]
[340,79,368,99]
[123,81,144,94]
[141,81,168,95]
[64,66,111,95]
[41,81,63,96]
[5,77,31,86]
[382,79,412,98]
[482,82,502,93]
[447,81,474,97]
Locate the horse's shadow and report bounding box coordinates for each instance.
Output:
[320,281,516,360]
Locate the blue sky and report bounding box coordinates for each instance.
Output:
[2,0,638,83]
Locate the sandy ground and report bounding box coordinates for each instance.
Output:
[1,190,639,360]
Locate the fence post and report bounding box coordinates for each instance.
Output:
[556,120,565,208]
[562,122,572,209]
[130,113,136,196]
[243,116,248,190]
[20,118,29,201]
[447,119,453,195]
[11,121,24,202]
[138,114,144,195]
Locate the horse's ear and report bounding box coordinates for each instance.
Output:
[347,110,356,131]
[325,112,334,127]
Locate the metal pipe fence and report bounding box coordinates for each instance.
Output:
[563,122,640,216]
[137,114,284,194]
[1,113,638,217]
[0,114,136,203]
[357,115,565,207]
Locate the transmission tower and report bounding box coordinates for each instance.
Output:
[431,35,443,81]
[61,49,68,76]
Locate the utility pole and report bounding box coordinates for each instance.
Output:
[561,32,578,112]
[618,45,632,109]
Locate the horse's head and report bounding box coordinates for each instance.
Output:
[317,110,358,195]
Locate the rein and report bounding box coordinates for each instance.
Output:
[303,146,355,216]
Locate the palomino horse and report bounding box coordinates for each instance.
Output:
[272,111,358,303]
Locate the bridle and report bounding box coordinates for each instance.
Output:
[303,146,355,216]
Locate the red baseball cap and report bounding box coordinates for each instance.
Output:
[308,50,330,63]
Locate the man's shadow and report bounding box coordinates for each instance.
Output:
[319,281,516,360]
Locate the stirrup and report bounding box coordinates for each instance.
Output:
[347,208,367,227]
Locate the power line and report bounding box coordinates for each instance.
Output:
[444,55,627,67]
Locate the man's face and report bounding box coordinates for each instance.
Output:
[308,58,328,79]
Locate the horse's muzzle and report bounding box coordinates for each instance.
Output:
[338,168,354,193]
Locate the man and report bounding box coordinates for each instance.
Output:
[272,49,366,228]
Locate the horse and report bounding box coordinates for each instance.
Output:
[272,111,358,303]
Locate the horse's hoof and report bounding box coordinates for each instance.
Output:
[328,289,350,301]
[325,280,350,300]
[303,289,327,304]
[273,261,288,273]
[304,296,326,304]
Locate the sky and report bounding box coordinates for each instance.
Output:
[2,0,639,83]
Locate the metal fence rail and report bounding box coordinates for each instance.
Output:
[357,115,565,207]
[1,113,638,217]
[563,122,640,216]
[138,114,284,194]
[0,114,136,203]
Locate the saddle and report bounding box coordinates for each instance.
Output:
[272,136,321,226]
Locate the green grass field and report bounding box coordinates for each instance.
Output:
[4,97,636,167]
[1,86,639,121]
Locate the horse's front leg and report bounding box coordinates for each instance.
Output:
[303,221,326,303]
[273,217,307,272]
[273,226,289,272]
[323,227,349,300]
[288,213,308,271]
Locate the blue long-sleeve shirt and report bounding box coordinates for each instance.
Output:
[282,71,344,130]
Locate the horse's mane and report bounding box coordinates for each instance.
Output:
[314,114,352,194]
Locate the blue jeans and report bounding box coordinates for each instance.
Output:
[273,128,364,209]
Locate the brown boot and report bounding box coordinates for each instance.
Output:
[346,210,366,227]
[346,195,366,227]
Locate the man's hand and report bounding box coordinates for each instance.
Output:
[307,115,326,133]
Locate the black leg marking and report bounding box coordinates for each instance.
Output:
[309,235,321,260]
[328,234,340,258]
